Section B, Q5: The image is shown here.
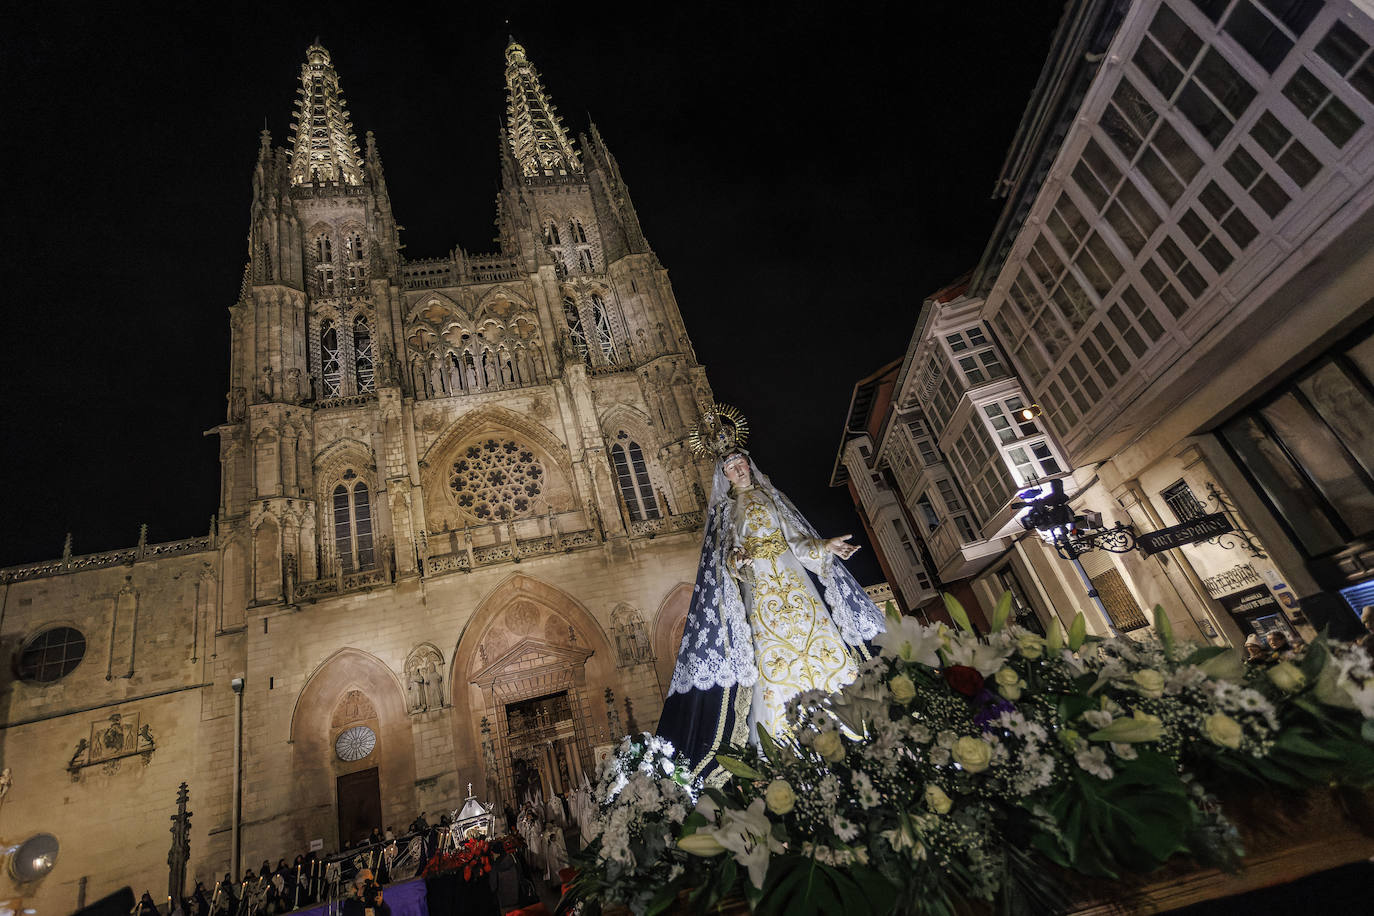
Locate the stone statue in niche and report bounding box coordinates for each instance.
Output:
[286,368,303,404]
[405,645,446,713]
[228,387,247,422]
[260,366,275,400]
[610,604,652,666]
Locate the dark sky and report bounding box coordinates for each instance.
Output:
[0,1,1064,581]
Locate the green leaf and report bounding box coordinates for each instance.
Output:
[1152,604,1173,655]
[943,592,974,633]
[1067,612,1087,652]
[714,754,764,780]
[1183,645,1229,665]
[884,599,901,624]
[992,589,1013,632]
[756,722,779,763]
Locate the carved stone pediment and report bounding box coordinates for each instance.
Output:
[469,637,592,689]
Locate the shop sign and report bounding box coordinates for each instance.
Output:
[1137,513,1233,555]
[1217,585,1280,616]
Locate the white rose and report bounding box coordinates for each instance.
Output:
[1132,668,1166,698]
[764,779,796,815]
[1267,661,1307,693]
[888,674,917,705]
[951,736,993,774]
[924,784,953,814]
[1204,713,1243,749]
[1017,633,1045,659]
[814,730,846,762]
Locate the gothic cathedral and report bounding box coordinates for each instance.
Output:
[0,41,714,910]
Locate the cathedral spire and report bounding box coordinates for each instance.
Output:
[288,42,363,186]
[504,39,582,178]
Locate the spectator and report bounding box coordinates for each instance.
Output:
[341,870,390,916]
[1358,607,1374,652]
[1267,630,1297,660]
[1244,633,1268,665]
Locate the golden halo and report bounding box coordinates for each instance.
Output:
[689,401,750,459]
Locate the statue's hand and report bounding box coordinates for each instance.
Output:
[824,535,860,560]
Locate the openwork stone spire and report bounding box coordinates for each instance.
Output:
[289,42,362,186]
[504,39,582,178]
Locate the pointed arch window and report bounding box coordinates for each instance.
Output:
[591,294,617,364]
[320,320,342,397]
[315,234,336,296]
[611,440,661,522]
[353,316,375,393]
[570,219,587,243]
[545,222,561,246]
[578,249,595,273]
[563,296,589,363]
[332,473,375,573]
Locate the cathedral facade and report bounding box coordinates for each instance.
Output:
[0,40,714,911]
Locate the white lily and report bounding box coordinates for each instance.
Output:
[708,798,784,890]
[942,637,1014,677]
[874,616,945,666]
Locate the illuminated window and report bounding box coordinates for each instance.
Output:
[591,294,617,364]
[612,440,661,522]
[320,320,342,397]
[562,296,589,363]
[333,474,375,573]
[353,317,375,393]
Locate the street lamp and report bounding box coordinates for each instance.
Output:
[1016,478,1137,636]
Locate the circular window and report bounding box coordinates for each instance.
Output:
[335,725,377,762]
[449,438,546,521]
[17,627,86,683]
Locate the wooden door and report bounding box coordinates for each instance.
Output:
[336,767,381,846]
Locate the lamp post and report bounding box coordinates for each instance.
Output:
[1017,478,1138,638]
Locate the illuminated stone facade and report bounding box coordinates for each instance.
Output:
[0,40,713,911]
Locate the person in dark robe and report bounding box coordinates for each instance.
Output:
[137,892,158,916]
[191,882,210,916]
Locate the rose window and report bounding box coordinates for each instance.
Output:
[449,438,545,521]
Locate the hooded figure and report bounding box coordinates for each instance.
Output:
[656,403,885,782]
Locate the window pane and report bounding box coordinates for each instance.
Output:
[1316,22,1369,75]
[1221,414,1344,553]
[353,483,374,570]
[1251,173,1292,217]
[1250,111,1292,156]
[1296,362,1374,480]
[1313,96,1363,147]
[1283,66,1327,116]
[1154,121,1203,182]
[1138,146,1186,204]
[1119,179,1163,236]
[1196,49,1257,118]
[1224,0,1295,72]
[1135,37,1184,97]
[1150,5,1203,67]
[1222,208,1259,247]
[1262,393,1374,534]
[1178,80,1231,147]
[333,485,353,573]
[1276,138,1321,186]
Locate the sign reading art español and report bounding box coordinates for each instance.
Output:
[1137,513,1234,555]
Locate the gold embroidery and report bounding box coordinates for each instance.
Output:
[742,532,787,560]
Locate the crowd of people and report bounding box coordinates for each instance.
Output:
[132,791,595,916]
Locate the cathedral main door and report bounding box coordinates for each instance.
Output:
[336,767,382,845]
[504,691,581,801]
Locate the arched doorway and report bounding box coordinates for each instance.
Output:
[290,649,417,850]
[453,575,617,808]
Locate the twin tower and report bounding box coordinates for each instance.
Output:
[218,39,714,615]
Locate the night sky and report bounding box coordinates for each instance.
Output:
[0,1,1065,582]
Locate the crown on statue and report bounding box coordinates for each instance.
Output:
[689,400,750,459]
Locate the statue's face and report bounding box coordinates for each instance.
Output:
[722,456,752,489]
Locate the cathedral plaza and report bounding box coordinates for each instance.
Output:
[4,2,1374,915]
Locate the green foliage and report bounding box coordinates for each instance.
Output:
[1030,750,1193,878]
[942,592,974,633]
[748,857,898,916]
[715,754,765,780]
[1067,612,1087,651]
[991,590,1013,633]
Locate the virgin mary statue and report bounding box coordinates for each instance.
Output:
[657,402,886,781]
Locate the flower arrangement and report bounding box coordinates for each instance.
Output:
[421,834,516,882]
[565,733,698,913]
[567,596,1374,916]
